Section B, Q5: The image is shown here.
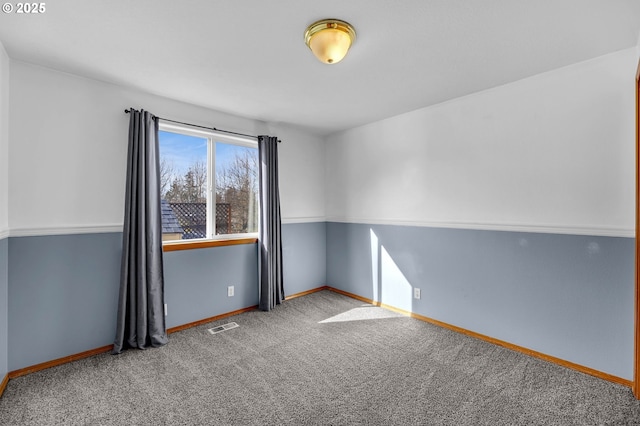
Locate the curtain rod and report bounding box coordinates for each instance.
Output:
[124,109,276,141]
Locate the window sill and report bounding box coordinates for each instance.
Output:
[163,237,258,252]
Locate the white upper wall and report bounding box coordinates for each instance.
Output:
[8,61,325,234]
[0,42,8,237]
[267,123,325,223]
[326,48,637,236]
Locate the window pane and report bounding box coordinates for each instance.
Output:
[158,130,208,241]
[215,142,258,235]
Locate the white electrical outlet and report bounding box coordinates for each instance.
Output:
[227,286,234,297]
[164,303,168,316]
[413,288,421,300]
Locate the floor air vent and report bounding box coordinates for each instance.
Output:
[208,322,239,335]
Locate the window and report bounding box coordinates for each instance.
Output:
[158,122,258,243]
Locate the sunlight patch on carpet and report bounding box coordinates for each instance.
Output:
[319,305,405,323]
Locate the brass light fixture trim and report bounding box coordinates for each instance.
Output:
[304,19,356,64]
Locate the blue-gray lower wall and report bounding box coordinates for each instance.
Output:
[326,222,635,380]
[8,233,122,371]
[0,237,8,380]
[6,222,326,371]
[282,222,327,296]
[163,243,258,328]
[163,222,327,327]
[7,221,632,380]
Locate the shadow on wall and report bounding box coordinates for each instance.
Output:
[325,221,635,380]
[316,227,417,325]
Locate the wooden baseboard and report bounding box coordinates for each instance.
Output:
[167,286,334,333]
[0,373,8,398]
[7,286,628,393]
[327,287,633,389]
[285,286,329,300]
[3,291,324,385]
[167,305,258,334]
[8,345,113,379]
[329,287,376,305]
[6,305,258,383]
[167,286,332,333]
[1,289,326,383]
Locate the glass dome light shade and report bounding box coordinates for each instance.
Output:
[304,19,356,65]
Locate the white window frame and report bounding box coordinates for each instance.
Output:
[158,121,259,242]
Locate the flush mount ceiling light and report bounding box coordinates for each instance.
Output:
[304,19,356,64]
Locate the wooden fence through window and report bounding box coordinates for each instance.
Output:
[166,202,231,238]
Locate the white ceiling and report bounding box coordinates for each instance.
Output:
[0,1,639,135]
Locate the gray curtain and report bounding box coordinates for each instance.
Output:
[113,109,168,354]
[258,135,284,311]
